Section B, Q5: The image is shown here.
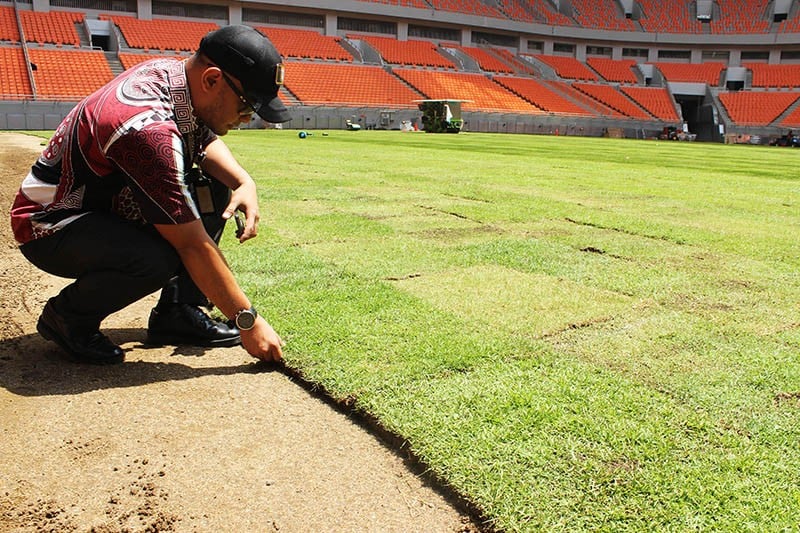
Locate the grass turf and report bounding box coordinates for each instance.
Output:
[23,128,799,531]
[221,130,799,531]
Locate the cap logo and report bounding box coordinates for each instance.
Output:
[275,63,285,86]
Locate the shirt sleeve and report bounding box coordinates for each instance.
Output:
[105,123,200,225]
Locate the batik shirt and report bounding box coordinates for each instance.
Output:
[10,58,216,245]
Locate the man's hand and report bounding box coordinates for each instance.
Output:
[241,316,284,362]
[222,178,259,243]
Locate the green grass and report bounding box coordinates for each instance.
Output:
[189,130,800,530]
[219,130,800,531]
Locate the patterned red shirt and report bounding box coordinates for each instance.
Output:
[10,58,216,245]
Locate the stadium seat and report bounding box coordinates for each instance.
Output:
[394,68,542,113]
[573,83,651,119]
[745,63,800,88]
[637,0,703,33]
[0,46,33,97]
[718,91,800,125]
[28,48,113,98]
[449,45,514,73]
[0,6,20,42]
[620,86,681,121]
[426,0,505,19]
[19,10,83,47]
[570,0,636,31]
[652,62,725,85]
[283,62,421,107]
[528,54,598,81]
[586,57,638,83]
[494,76,594,116]
[102,15,218,52]
[257,27,353,62]
[350,34,456,69]
[710,0,771,34]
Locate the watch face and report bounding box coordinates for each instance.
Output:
[236,310,256,330]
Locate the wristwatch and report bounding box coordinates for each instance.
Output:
[234,306,258,331]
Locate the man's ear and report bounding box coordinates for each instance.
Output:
[201,67,222,93]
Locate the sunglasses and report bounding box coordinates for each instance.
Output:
[219,70,255,115]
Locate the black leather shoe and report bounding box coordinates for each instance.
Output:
[146,304,241,347]
[37,301,125,365]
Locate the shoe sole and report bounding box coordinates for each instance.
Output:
[37,319,125,365]
[144,333,242,348]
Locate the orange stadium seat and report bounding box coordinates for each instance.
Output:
[28,48,113,98]
[355,0,429,8]
[351,35,456,69]
[283,62,421,107]
[118,52,184,70]
[570,0,636,31]
[652,62,725,85]
[528,54,598,81]
[19,10,83,47]
[495,0,535,22]
[718,91,800,125]
[586,57,638,83]
[573,82,650,119]
[0,46,33,97]
[102,15,218,52]
[710,0,771,34]
[637,0,703,33]
[494,76,594,116]
[394,68,542,113]
[427,0,504,18]
[450,45,514,73]
[542,80,624,117]
[620,86,681,121]
[744,63,800,88]
[0,6,21,42]
[257,27,352,62]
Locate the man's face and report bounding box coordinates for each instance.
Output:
[198,67,255,136]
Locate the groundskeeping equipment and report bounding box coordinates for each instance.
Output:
[415,99,469,133]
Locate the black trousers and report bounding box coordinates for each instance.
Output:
[20,175,230,331]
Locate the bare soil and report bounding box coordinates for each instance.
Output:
[0,132,479,532]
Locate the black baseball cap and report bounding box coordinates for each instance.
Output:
[199,25,291,123]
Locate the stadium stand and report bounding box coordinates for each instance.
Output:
[101,15,218,52]
[350,34,456,69]
[0,46,33,97]
[573,83,651,119]
[495,0,534,23]
[710,0,771,34]
[394,68,541,113]
[779,105,800,128]
[637,0,703,33]
[118,53,184,70]
[19,10,83,47]
[257,27,353,62]
[0,6,20,42]
[569,0,636,32]
[525,0,574,25]
[718,91,800,126]
[426,0,504,19]
[28,48,113,98]
[586,58,638,83]
[528,54,598,81]
[620,87,681,121]
[355,0,429,9]
[651,62,726,85]
[543,80,626,118]
[493,48,538,75]
[449,45,514,73]
[493,76,594,116]
[283,62,421,107]
[745,63,800,88]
